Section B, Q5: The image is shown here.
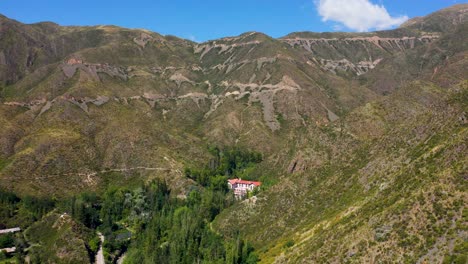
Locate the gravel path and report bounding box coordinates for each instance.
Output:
[96,232,105,264]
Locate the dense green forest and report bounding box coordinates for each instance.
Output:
[0,147,262,263]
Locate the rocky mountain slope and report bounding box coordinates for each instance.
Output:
[0,4,467,263]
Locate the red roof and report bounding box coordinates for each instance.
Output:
[228,178,261,187]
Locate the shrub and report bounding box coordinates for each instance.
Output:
[284,240,295,248]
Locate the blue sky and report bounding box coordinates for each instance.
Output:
[0,0,466,42]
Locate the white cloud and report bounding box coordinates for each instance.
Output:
[315,0,409,32]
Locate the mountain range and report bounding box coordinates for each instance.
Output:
[0,4,467,263]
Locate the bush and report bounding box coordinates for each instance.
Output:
[284,240,295,248]
[88,236,101,253]
[0,234,14,248]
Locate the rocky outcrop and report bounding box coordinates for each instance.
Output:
[194,40,261,60]
[142,92,166,108]
[3,92,207,117]
[4,72,301,130]
[38,101,52,117]
[169,73,195,87]
[61,58,128,81]
[133,33,153,47]
[178,92,208,107]
[207,56,279,74]
[282,35,439,54]
[207,75,301,131]
[3,98,47,110]
[65,95,110,113]
[282,35,439,75]
[314,58,383,76]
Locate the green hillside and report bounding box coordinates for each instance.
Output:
[0,4,467,263]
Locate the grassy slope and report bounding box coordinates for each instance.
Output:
[214,80,467,263]
[25,212,96,263]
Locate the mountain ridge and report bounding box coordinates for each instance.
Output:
[0,4,467,263]
[0,5,466,195]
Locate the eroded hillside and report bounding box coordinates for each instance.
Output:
[0,3,467,263]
